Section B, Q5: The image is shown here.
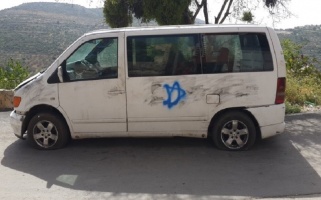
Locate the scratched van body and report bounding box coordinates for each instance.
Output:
[10,25,286,151]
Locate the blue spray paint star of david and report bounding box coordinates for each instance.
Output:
[163,81,186,109]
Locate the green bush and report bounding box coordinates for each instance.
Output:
[286,71,321,106]
[282,39,321,110]
[285,101,301,114]
[0,59,30,89]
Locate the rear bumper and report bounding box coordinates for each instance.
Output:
[246,103,285,139]
[260,122,285,139]
[10,111,25,139]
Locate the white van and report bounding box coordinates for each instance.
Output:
[10,25,286,151]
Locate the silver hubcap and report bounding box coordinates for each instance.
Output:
[221,120,249,150]
[32,120,58,148]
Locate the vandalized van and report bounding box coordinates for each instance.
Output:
[10,25,286,151]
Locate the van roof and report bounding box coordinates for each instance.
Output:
[85,24,270,35]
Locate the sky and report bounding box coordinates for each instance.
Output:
[0,0,320,29]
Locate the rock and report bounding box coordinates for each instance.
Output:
[0,89,14,111]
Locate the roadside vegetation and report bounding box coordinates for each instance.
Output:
[282,39,321,114]
[0,59,29,89]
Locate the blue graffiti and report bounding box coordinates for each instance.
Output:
[163,81,186,109]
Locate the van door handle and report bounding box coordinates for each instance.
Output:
[108,90,125,95]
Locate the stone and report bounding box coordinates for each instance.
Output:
[0,89,14,111]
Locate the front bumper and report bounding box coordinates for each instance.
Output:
[10,111,25,139]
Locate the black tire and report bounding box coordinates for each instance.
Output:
[27,112,70,150]
[210,111,256,151]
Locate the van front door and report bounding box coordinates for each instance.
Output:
[58,33,127,136]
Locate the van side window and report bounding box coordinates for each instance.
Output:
[64,38,118,81]
[202,33,273,73]
[127,34,201,77]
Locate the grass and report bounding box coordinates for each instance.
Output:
[285,71,321,114]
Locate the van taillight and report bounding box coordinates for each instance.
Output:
[275,77,286,104]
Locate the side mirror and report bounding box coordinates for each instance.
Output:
[57,66,64,83]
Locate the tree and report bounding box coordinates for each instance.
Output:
[282,39,320,78]
[140,0,193,25]
[103,0,208,27]
[103,0,132,28]
[207,0,291,24]
[101,0,291,27]
[103,0,202,27]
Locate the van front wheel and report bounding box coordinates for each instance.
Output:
[210,111,256,151]
[27,112,70,150]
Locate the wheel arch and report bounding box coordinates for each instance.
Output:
[22,104,71,138]
[208,107,262,140]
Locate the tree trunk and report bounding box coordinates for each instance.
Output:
[203,0,209,24]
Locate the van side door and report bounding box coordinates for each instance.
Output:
[125,33,209,136]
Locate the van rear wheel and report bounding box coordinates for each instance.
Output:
[210,111,256,151]
[27,112,70,150]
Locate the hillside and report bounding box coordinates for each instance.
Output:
[0,2,109,72]
[277,25,321,70]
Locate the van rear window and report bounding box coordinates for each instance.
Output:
[127,33,273,77]
[202,33,273,73]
